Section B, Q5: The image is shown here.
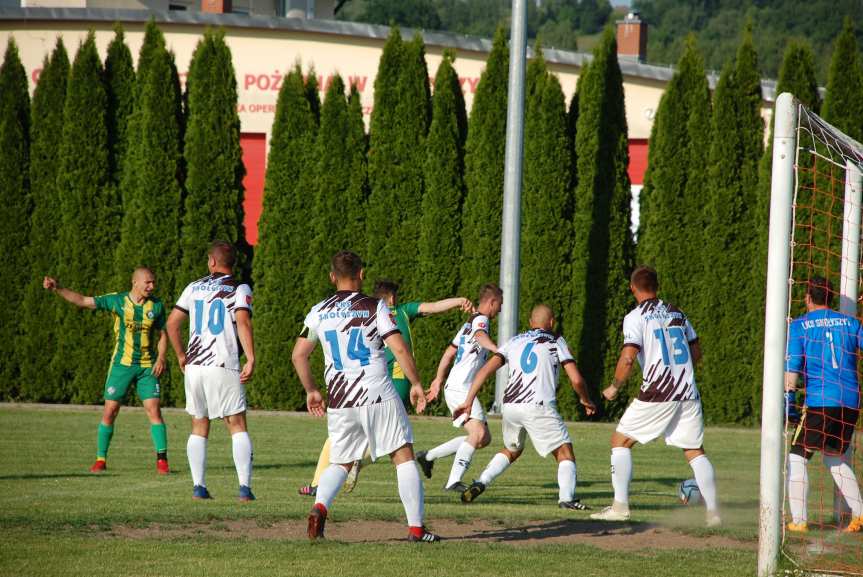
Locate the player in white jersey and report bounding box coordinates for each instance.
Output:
[166,241,256,502]
[416,284,503,493]
[590,266,720,526]
[291,251,439,543]
[455,304,596,508]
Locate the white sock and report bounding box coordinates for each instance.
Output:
[446,442,476,487]
[787,453,808,524]
[187,434,207,487]
[478,452,511,486]
[689,454,718,513]
[558,459,577,503]
[231,432,253,487]
[824,455,863,518]
[611,447,632,506]
[426,436,468,461]
[315,464,348,510]
[397,461,425,527]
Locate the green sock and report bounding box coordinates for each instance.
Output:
[150,423,168,455]
[96,422,114,459]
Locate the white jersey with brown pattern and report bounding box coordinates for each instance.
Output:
[301,291,400,409]
[174,273,253,372]
[622,298,700,403]
[495,329,575,406]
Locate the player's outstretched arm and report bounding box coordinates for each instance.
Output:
[474,331,498,354]
[603,345,638,401]
[291,337,325,417]
[418,297,473,316]
[456,354,504,418]
[427,345,457,401]
[384,332,426,414]
[236,309,255,384]
[563,362,596,415]
[152,330,168,377]
[166,308,188,373]
[43,277,95,309]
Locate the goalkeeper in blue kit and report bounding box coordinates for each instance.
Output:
[785,276,863,533]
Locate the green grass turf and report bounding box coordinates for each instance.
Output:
[0,405,773,576]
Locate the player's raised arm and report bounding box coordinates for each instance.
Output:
[235,309,255,384]
[166,307,188,373]
[384,331,426,414]
[426,344,458,401]
[291,335,325,417]
[457,353,505,418]
[603,345,639,401]
[418,297,474,316]
[43,276,96,309]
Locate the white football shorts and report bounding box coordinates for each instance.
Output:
[184,364,246,420]
[616,398,704,449]
[444,386,487,428]
[501,402,572,458]
[327,397,414,463]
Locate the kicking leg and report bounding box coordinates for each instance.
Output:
[462,448,521,503]
[444,420,490,491]
[684,448,719,526]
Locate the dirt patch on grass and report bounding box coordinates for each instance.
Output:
[108,518,752,551]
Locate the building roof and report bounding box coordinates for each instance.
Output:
[0,6,783,101]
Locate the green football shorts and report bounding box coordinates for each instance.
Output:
[104,364,160,402]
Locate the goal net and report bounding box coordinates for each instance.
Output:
[761,93,863,576]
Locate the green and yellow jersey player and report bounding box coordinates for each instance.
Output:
[372,279,473,407]
[44,267,170,474]
[297,279,472,497]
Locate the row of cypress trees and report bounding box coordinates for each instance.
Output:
[6,20,863,421]
[251,25,634,417]
[638,18,863,423]
[4,22,245,405]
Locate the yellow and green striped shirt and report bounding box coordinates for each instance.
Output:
[94,292,166,367]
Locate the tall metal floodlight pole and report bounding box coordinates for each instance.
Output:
[493,0,528,412]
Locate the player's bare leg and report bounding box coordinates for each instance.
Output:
[444,419,490,492]
[225,411,254,501]
[552,443,589,510]
[143,398,169,474]
[683,447,720,526]
[388,443,439,542]
[188,417,211,499]
[462,447,521,503]
[591,432,635,521]
[91,400,121,472]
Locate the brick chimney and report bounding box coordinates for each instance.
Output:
[201,0,232,14]
[617,11,647,63]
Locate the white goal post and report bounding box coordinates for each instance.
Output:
[759,92,863,577]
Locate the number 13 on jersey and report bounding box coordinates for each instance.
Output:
[653,327,690,365]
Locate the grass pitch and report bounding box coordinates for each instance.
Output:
[0,404,766,576]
